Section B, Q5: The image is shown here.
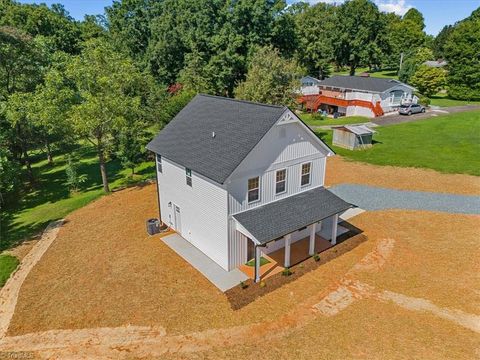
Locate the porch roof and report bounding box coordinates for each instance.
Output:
[232,187,354,245]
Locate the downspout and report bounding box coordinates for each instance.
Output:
[153,153,164,228]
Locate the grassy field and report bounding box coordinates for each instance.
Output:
[0,145,155,253]
[0,254,19,287]
[429,93,480,107]
[299,113,370,127]
[332,67,399,79]
[316,110,480,176]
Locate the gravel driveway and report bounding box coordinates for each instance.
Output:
[330,184,480,215]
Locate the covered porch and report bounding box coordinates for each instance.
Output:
[233,187,354,283]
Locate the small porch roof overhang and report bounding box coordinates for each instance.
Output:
[232,187,354,245]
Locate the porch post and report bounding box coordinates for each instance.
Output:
[254,245,261,283]
[309,223,316,256]
[331,214,339,245]
[284,233,291,268]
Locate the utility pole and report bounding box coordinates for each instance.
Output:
[399,52,404,73]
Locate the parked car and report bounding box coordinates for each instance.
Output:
[398,103,426,115]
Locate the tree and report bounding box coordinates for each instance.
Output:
[335,0,385,75]
[443,8,480,100]
[234,45,301,106]
[67,39,149,192]
[117,123,146,175]
[295,2,336,79]
[409,65,446,97]
[399,47,434,83]
[403,8,425,30]
[0,131,20,201]
[433,25,453,59]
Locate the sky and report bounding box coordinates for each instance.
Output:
[18,0,480,35]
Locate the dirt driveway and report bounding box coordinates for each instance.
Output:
[1,162,479,359]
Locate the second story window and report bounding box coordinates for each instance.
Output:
[248,177,260,203]
[301,163,311,186]
[275,169,287,194]
[186,168,192,187]
[156,154,162,173]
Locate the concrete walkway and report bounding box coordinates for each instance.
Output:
[161,233,248,292]
[330,184,480,215]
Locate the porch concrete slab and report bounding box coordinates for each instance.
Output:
[317,216,349,240]
[161,233,248,292]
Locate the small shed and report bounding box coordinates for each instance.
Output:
[332,125,376,150]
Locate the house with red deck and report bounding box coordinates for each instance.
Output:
[299,75,417,118]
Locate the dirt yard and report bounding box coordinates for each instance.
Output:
[2,161,480,359]
[326,156,480,195]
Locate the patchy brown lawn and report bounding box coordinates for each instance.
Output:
[326,156,480,195]
[5,174,480,359]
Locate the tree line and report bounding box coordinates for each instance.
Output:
[0,0,479,201]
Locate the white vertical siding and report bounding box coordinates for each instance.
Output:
[227,119,329,269]
[158,157,229,270]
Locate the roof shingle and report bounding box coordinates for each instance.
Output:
[146,94,287,184]
[319,75,409,93]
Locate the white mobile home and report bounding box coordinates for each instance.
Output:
[147,95,353,282]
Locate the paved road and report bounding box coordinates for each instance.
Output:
[372,105,480,126]
[330,184,480,215]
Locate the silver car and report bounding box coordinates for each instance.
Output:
[398,103,426,115]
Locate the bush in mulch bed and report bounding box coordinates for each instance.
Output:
[225,231,367,310]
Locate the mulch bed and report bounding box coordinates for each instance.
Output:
[226,224,367,310]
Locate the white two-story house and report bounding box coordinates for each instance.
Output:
[147,94,353,282]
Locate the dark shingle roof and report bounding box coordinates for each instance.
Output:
[319,75,408,93]
[147,94,287,184]
[233,187,353,244]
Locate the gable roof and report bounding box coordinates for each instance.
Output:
[319,75,412,93]
[334,125,376,135]
[147,94,290,184]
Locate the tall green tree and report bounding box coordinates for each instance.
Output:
[335,0,385,75]
[295,2,336,79]
[443,8,480,100]
[235,45,301,106]
[409,65,446,97]
[67,39,150,192]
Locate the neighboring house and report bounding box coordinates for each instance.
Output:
[298,75,417,117]
[423,60,448,68]
[300,76,321,95]
[147,94,353,282]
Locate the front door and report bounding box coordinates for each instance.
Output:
[173,205,182,234]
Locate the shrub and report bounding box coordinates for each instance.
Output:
[313,254,321,262]
[417,94,431,106]
[65,156,87,193]
[282,268,293,276]
[240,281,248,289]
[259,281,266,288]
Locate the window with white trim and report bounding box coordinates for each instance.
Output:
[275,169,287,194]
[186,168,192,187]
[301,162,311,186]
[156,154,162,173]
[248,177,260,203]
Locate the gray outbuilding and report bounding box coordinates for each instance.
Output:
[332,125,376,150]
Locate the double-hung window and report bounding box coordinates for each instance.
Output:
[301,163,311,186]
[248,177,260,203]
[275,169,287,194]
[186,168,192,187]
[156,154,162,173]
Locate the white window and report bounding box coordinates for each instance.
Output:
[186,168,192,187]
[301,163,311,186]
[248,177,260,203]
[275,169,287,194]
[156,154,162,173]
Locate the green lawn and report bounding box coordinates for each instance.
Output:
[332,67,399,80]
[0,144,155,252]
[429,93,480,108]
[315,110,480,176]
[245,257,270,267]
[299,114,370,127]
[0,254,19,287]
